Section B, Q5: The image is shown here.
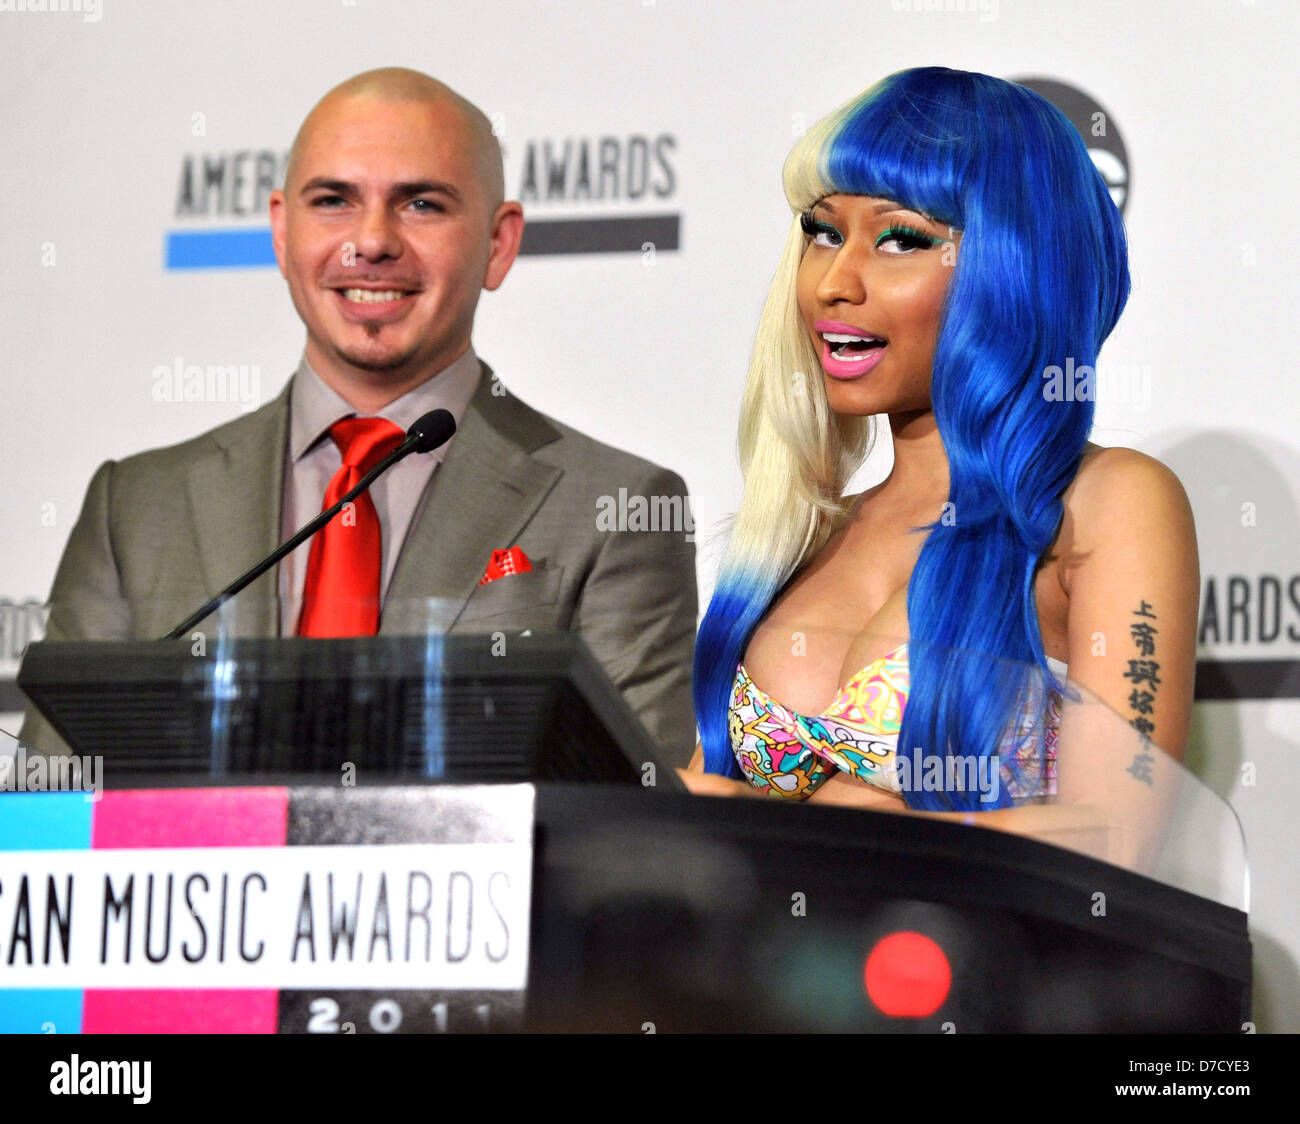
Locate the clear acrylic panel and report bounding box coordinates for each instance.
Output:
[202,594,462,780]
[728,620,1247,911]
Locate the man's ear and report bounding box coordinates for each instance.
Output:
[483,202,525,292]
[268,189,289,278]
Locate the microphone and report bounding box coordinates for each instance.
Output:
[406,408,456,453]
[162,409,456,640]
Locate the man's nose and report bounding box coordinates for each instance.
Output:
[352,204,403,261]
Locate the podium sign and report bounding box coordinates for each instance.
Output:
[0,783,534,1034]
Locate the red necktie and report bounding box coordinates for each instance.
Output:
[296,416,406,637]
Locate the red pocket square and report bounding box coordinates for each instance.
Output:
[478,546,533,586]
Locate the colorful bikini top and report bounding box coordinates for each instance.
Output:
[730,642,1066,802]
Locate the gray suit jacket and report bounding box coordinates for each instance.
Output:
[19,361,698,765]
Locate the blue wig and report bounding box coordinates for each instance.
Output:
[694,67,1130,810]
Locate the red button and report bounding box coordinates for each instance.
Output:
[864,931,951,1017]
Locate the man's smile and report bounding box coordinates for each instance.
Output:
[331,285,421,322]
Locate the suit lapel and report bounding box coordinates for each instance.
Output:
[384,362,563,634]
[184,383,291,636]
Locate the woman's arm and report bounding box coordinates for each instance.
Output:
[676,741,766,796]
[808,770,1112,858]
[1057,447,1200,761]
[1049,448,1200,871]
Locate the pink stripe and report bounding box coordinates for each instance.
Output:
[91,787,288,849]
[82,989,278,1033]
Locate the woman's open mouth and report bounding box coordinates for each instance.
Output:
[820,331,887,379]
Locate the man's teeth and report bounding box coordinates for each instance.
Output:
[342,289,408,303]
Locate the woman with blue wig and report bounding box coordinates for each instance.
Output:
[681,67,1198,819]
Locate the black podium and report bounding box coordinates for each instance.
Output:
[5,632,1251,1033]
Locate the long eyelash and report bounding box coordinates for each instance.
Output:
[878,223,942,249]
[799,210,829,238]
[800,210,941,251]
[800,210,847,250]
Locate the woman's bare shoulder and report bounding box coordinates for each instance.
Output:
[1066,443,1191,523]
[1058,442,1196,589]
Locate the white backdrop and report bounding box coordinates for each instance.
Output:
[1,0,1297,1029]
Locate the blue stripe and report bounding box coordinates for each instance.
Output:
[165,227,276,269]
[0,991,82,1034]
[0,793,93,850]
[0,795,88,1032]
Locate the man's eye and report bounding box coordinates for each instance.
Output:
[310,195,346,207]
[409,198,444,213]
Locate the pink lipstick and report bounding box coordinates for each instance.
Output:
[814,320,888,380]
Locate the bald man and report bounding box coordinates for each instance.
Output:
[20,68,698,766]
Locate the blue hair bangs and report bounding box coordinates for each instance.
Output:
[821,69,972,234]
